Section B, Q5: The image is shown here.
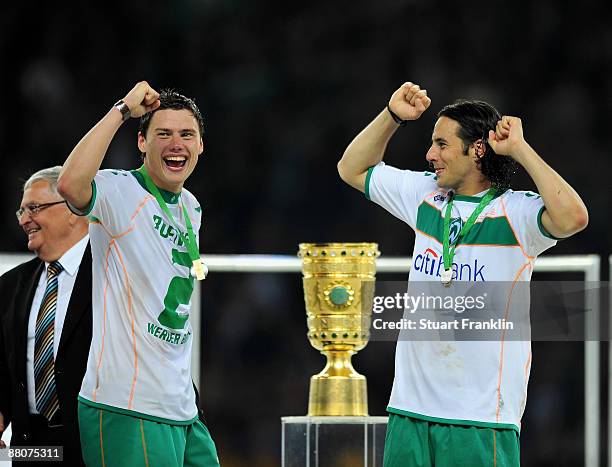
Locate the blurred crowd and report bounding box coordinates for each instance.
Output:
[2,1,610,465]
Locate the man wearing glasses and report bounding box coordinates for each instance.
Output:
[0,166,91,466]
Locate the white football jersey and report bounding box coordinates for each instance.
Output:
[367,162,557,431]
[77,169,202,424]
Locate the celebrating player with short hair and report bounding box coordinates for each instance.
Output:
[58,81,219,467]
[338,82,588,466]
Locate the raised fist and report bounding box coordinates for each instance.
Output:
[121,81,161,119]
[488,116,526,157]
[388,82,431,121]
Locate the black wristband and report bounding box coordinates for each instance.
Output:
[386,104,408,126]
[113,100,131,122]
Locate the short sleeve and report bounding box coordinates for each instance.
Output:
[68,169,140,235]
[365,162,439,230]
[502,191,558,257]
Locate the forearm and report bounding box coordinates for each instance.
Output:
[513,142,588,235]
[337,108,399,191]
[58,107,125,209]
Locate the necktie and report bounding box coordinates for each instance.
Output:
[34,261,63,421]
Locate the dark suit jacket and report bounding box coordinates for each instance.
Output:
[0,245,92,465]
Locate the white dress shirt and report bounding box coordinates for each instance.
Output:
[26,235,89,414]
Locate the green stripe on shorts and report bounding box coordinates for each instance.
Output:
[78,401,220,467]
[383,412,520,467]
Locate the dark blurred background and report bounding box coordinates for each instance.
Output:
[1,1,610,465]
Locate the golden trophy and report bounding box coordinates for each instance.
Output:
[299,242,379,416]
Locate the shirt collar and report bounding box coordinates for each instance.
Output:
[131,169,181,204]
[452,188,505,203]
[47,235,89,277]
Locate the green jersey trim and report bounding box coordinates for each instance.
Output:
[537,206,563,240]
[68,180,97,217]
[387,407,520,433]
[78,396,198,426]
[85,180,97,216]
[364,166,375,200]
[453,190,505,203]
[416,201,519,246]
[131,170,180,204]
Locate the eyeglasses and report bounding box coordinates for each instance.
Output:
[16,200,67,220]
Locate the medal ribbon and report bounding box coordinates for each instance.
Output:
[442,189,497,272]
[138,166,201,268]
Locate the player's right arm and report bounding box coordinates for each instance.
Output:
[337,82,431,193]
[58,81,161,211]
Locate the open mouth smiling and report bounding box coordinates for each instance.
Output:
[163,155,187,170]
[25,226,40,237]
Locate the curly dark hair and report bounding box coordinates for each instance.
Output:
[138,88,204,139]
[437,100,516,192]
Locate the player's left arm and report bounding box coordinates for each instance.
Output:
[488,116,588,238]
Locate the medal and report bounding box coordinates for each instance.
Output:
[138,166,206,281]
[441,268,452,286]
[442,189,497,286]
[190,259,208,281]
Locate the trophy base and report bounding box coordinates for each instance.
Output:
[282,416,388,467]
[308,374,368,416]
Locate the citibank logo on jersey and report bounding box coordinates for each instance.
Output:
[413,248,486,281]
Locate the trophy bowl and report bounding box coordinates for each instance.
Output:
[298,242,379,416]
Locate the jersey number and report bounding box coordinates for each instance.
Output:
[157,249,195,330]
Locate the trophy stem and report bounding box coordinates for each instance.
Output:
[308,348,368,416]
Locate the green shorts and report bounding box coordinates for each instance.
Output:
[78,401,220,467]
[383,413,520,467]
